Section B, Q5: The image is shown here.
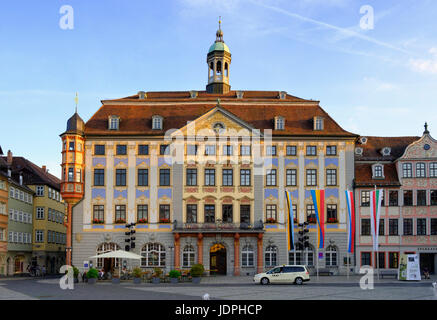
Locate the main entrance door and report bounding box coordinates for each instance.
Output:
[210,243,226,275]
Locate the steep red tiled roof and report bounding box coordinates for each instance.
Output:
[1,156,61,190]
[355,136,419,161]
[354,163,401,187]
[85,91,356,137]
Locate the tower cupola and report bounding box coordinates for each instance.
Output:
[206,17,231,94]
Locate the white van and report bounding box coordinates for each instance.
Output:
[253,265,310,285]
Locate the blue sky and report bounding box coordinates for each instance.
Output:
[1,0,437,178]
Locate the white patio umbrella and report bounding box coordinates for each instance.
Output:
[89,250,142,278]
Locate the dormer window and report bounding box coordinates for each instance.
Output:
[152,115,163,130]
[279,91,286,99]
[359,137,368,144]
[314,117,324,131]
[108,115,120,130]
[190,90,198,98]
[274,116,285,130]
[372,164,384,179]
[355,147,363,156]
[236,91,244,99]
[381,147,391,156]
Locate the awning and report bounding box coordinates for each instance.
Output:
[88,250,142,260]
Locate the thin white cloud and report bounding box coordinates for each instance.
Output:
[409,47,437,74]
[249,0,412,55]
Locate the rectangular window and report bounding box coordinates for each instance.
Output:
[430,163,437,177]
[286,169,297,186]
[115,169,126,186]
[306,169,317,186]
[68,168,74,182]
[266,205,277,222]
[159,205,170,223]
[286,145,297,156]
[204,169,215,186]
[223,145,233,156]
[93,205,104,222]
[379,219,385,236]
[361,219,371,236]
[186,168,197,186]
[240,145,251,156]
[361,252,372,266]
[159,169,170,186]
[361,190,370,207]
[431,190,437,206]
[306,146,317,156]
[374,165,383,178]
[402,163,412,178]
[135,205,147,222]
[389,219,398,236]
[389,252,399,269]
[138,145,149,155]
[403,190,413,206]
[160,144,169,155]
[375,252,385,269]
[240,205,250,224]
[266,169,277,186]
[186,204,197,223]
[116,145,127,155]
[326,145,337,156]
[326,169,337,186]
[69,141,75,151]
[266,145,277,156]
[240,169,251,186]
[222,169,233,186]
[115,205,126,221]
[205,145,216,156]
[417,218,427,235]
[416,163,426,178]
[417,190,427,206]
[94,145,105,155]
[403,218,413,235]
[389,190,398,206]
[222,205,233,223]
[327,204,337,223]
[204,205,215,223]
[306,204,316,224]
[187,145,198,156]
[36,230,44,243]
[431,219,437,235]
[36,207,45,219]
[94,169,105,186]
[138,169,148,186]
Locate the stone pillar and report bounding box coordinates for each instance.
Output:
[257,233,263,273]
[174,233,180,269]
[197,233,203,265]
[234,233,240,276]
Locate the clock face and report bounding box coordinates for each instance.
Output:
[424,144,430,151]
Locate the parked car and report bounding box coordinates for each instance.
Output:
[253,265,310,285]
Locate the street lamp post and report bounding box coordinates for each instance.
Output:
[169,245,174,272]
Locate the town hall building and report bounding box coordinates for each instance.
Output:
[62,23,358,276]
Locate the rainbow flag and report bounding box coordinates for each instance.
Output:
[370,189,383,251]
[310,190,325,249]
[285,191,295,251]
[345,190,355,253]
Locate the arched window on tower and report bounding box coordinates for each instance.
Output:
[224,62,229,77]
[216,61,222,75]
[209,62,214,79]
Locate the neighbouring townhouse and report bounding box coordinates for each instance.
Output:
[0,150,9,276]
[354,124,437,274]
[2,153,67,274]
[63,24,358,276]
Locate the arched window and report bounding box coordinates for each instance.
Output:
[182,245,195,268]
[224,62,229,77]
[242,245,254,267]
[216,61,222,75]
[141,243,166,267]
[265,245,277,267]
[289,245,314,266]
[96,242,120,268]
[325,245,338,267]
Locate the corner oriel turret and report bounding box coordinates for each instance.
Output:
[206,17,231,94]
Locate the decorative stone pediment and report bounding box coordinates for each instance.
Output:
[401,134,437,159]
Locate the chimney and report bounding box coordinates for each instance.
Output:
[7,150,12,165]
[42,165,46,172]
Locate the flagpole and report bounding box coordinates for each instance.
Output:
[374,185,380,280]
